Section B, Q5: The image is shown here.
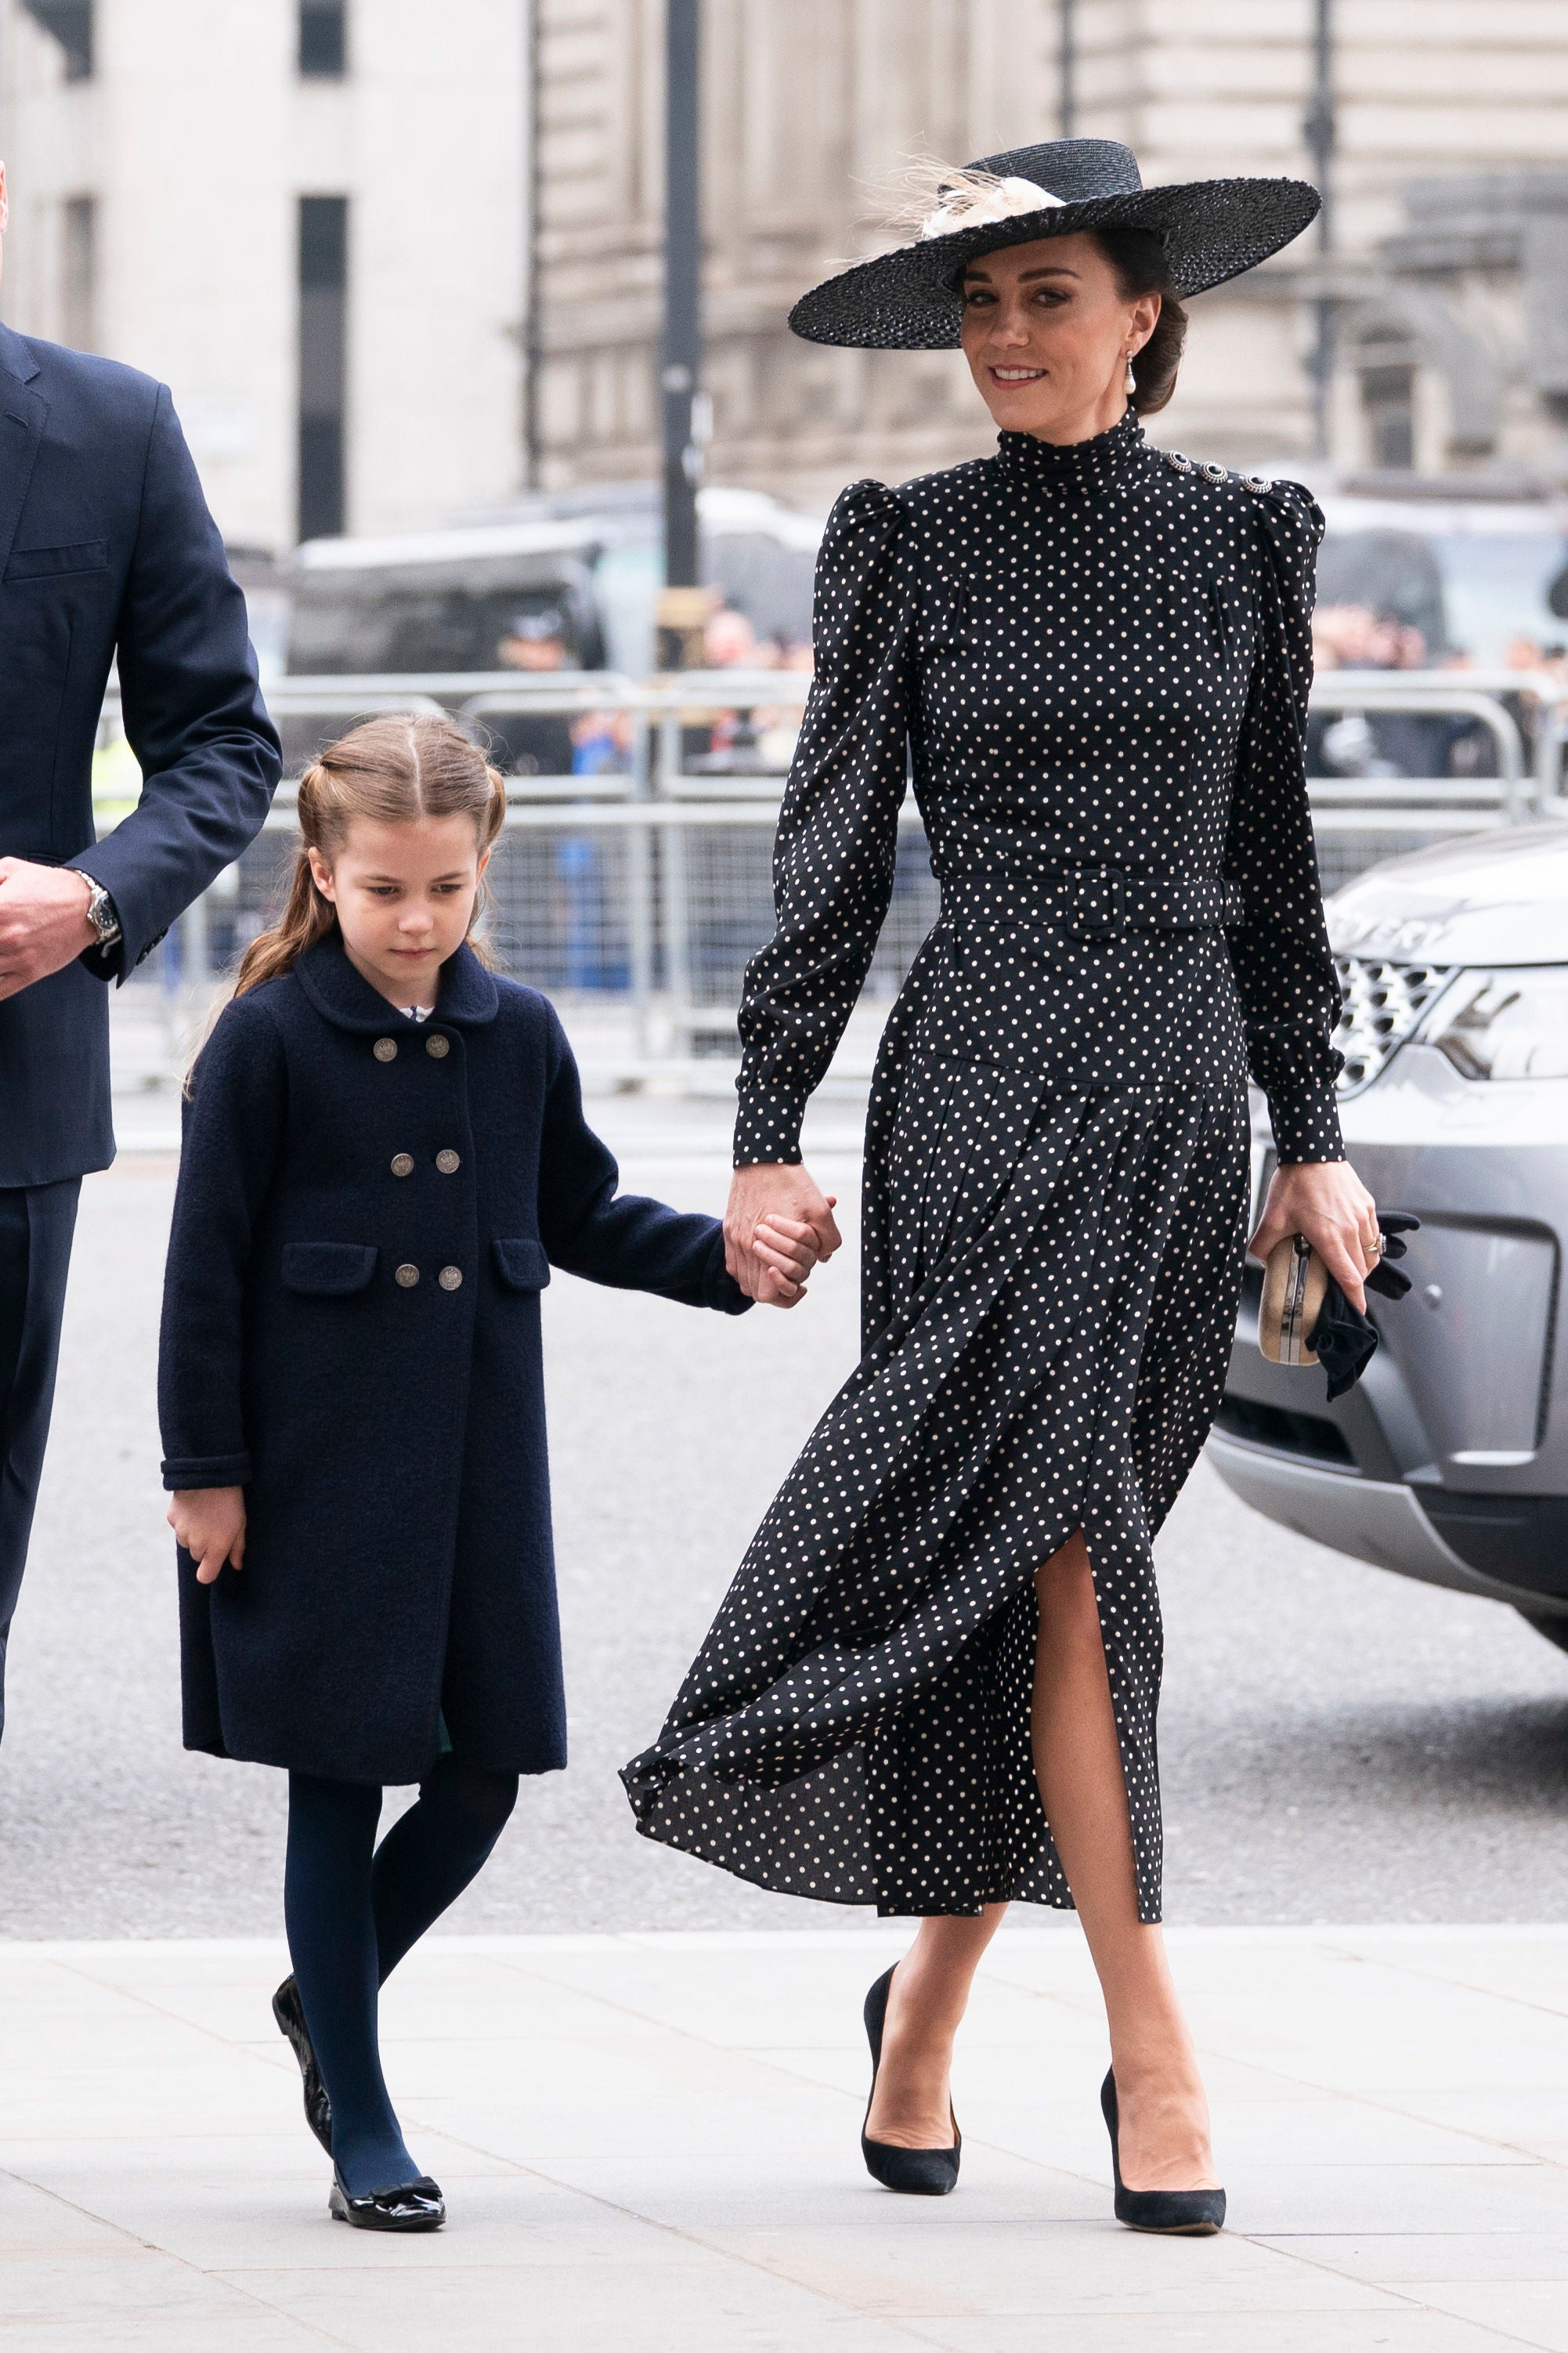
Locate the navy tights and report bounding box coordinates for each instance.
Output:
[284,1756,518,2194]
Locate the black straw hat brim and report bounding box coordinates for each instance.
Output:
[789,178,1321,350]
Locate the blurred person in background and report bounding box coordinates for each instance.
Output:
[0,159,280,1736]
[626,139,1381,2237]
[487,606,576,780]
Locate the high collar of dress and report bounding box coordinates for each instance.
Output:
[295,934,500,1032]
[995,406,1144,491]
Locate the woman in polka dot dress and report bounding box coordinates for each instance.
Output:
[624,140,1382,2228]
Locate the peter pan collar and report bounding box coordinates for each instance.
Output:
[295,936,500,1032]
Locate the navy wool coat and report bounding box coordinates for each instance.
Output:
[158,938,748,1785]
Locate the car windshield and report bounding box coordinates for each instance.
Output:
[1316,524,1568,669]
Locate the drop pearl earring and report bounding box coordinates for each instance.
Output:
[1124,351,1137,396]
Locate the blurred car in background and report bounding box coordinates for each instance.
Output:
[1209,820,1568,1650]
[286,483,822,680]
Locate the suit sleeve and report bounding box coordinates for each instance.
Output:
[68,386,282,978]
[1225,479,1346,1165]
[158,997,287,1487]
[537,1007,750,1314]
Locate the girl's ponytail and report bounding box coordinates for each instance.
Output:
[232,762,339,996]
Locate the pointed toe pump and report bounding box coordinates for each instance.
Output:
[273,1975,333,2156]
[860,1965,962,2196]
[329,2170,446,2232]
[1101,2070,1226,2236]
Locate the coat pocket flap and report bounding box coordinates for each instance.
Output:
[493,1237,552,1291]
[5,540,110,582]
[281,1242,379,1296]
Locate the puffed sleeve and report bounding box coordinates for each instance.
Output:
[733,479,914,1166]
[1224,478,1345,1164]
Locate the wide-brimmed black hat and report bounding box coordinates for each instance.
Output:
[789,139,1320,350]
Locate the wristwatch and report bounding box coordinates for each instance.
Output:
[79,872,122,952]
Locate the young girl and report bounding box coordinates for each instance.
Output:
[159,715,820,2232]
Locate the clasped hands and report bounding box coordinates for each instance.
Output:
[724,1162,843,1308]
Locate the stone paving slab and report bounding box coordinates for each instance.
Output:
[2,1924,1568,2349]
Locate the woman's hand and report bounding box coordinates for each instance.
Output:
[1249,1159,1380,1314]
[168,1487,247,1586]
[725,1164,842,1304]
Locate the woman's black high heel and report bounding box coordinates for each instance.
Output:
[1101,2069,1225,2235]
[861,1965,961,2196]
[329,2170,445,2232]
[273,1975,333,2155]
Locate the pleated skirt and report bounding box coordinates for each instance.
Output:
[622,936,1252,1922]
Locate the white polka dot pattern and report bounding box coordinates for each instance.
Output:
[622,411,1343,1925]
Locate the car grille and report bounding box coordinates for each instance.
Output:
[1333,956,1454,1097]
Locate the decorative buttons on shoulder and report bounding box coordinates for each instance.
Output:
[1163,450,1195,474]
[435,1148,460,1175]
[374,1037,398,1062]
[395,1263,420,1289]
[438,1265,463,1290]
[426,1034,450,1059]
[391,1153,414,1178]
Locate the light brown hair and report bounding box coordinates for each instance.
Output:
[233,713,508,997]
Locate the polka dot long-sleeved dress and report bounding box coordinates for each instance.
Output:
[622,410,1344,1923]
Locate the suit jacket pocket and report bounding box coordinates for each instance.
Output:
[3,540,109,583]
[281,1242,379,1296]
[4,540,110,583]
[493,1237,551,1291]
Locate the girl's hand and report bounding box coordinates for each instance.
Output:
[750,1213,824,1309]
[168,1487,247,1586]
[1248,1158,1380,1314]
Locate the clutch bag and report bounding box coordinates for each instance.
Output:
[1258,1233,1328,1367]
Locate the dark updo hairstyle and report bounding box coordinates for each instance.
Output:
[1089,226,1187,417]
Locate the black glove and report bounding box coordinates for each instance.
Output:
[1308,1211,1421,1403]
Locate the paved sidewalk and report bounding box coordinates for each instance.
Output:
[3,1923,1568,2351]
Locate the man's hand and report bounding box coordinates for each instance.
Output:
[0,860,98,1001]
[725,1164,842,1304]
[1249,1159,1380,1314]
[168,1487,247,1586]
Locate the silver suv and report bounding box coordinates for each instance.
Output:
[1209,819,1568,1650]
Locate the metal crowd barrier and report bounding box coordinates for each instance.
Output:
[97,668,1567,1084]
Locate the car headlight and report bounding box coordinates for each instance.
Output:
[1425,967,1568,1080]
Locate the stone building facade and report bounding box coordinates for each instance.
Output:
[0,0,528,553]
[534,0,1568,508]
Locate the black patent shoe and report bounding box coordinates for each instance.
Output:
[273,1976,332,2156]
[329,2169,445,2232]
[1101,2069,1226,2235]
[860,1965,961,2196]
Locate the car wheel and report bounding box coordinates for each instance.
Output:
[1516,1608,1568,1656]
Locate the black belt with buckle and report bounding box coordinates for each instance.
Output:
[939,865,1245,941]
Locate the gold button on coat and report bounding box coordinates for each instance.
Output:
[435,1148,460,1174]
[390,1153,414,1178]
[438,1265,463,1291]
[395,1263,420,1289]
[373,1037,398,1062]
[426,1033,450,1059]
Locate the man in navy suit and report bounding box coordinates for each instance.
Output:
[0,161,280,1733]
